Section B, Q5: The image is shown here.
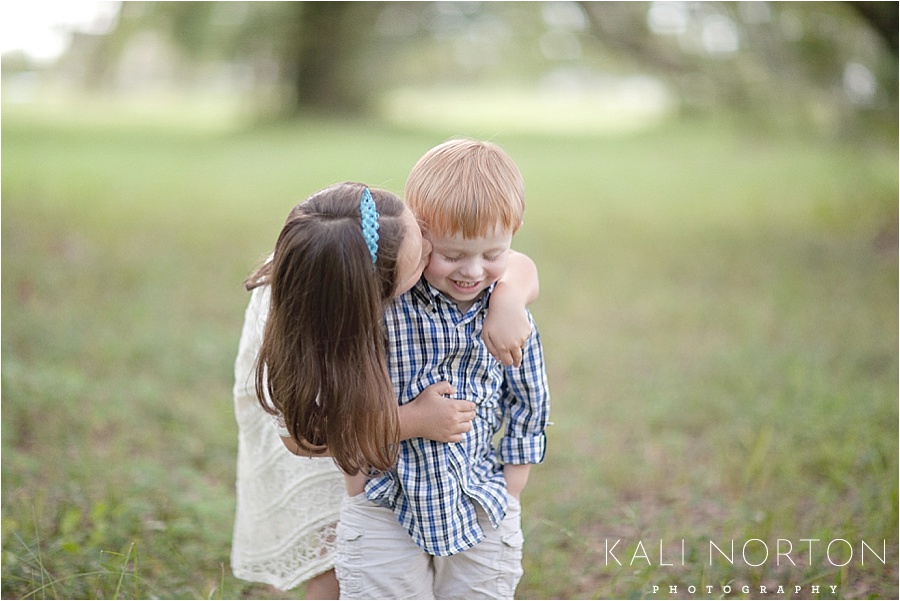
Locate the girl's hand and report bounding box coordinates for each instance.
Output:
[485,251,539,367]
[483,301,531,368]
[399,381,476,443]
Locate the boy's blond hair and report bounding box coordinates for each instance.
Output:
[405,139,524,238]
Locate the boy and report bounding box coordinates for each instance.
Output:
[336,139,550,599]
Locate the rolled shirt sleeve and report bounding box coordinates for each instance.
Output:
[498,317,550,465]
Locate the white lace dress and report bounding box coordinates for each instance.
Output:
[231,284,344,590]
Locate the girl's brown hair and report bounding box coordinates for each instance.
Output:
[247,182,406,475]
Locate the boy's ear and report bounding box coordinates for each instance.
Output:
[419,224,435,243]
[415,217,431,237]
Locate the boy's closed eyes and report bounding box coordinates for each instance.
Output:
[423,229,513,312]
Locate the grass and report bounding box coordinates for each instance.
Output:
[1,100,897,599]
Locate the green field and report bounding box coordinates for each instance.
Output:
[2,103,897,599]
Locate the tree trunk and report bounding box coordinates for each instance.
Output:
[849,1,898,55]
[289,2,363,113]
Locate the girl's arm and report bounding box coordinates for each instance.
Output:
[485,250,540,367]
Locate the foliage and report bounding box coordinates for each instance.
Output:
[1,101,897,599]
[578,2,896,129]
[10,1,895,130]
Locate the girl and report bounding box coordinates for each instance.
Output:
[232,182,538,597]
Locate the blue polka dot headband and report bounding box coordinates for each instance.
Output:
[359,188,380,264]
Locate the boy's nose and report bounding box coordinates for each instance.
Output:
[457,259,482,278]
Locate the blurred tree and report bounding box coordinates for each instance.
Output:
[40,0,895,133]
[104,1,381,115]
[576,1,896,132]
[290,2,364,111]
[850,1,898,54]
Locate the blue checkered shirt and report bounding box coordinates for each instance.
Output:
[365,278,550,557]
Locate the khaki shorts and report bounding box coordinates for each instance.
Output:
[335,492,524,600]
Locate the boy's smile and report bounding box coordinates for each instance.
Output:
[423,228,513,312]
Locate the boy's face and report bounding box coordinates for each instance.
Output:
[423,227,513,311]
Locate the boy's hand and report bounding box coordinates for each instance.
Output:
[503,463,531,499]
[399,382,476,443]
[483,304,530,368]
